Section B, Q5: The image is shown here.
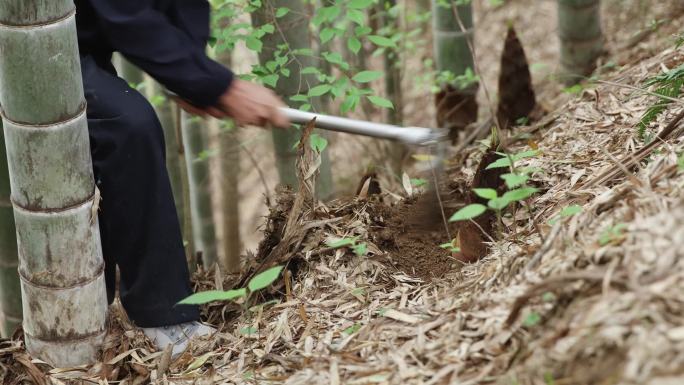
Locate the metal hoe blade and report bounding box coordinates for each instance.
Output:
[280,107,448,146]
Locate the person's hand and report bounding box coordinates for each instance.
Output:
[217,79,289,128]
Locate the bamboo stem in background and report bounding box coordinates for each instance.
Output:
[181,112,218,268]
[145,79,189,256]
[0,122,21,338]
[431,0,478,139]
[557,0,603,84]
[215,45,242,273]
[0,0,107,366]
[252,0,334,200]
[377,0,407,175]
[176,107,196,270]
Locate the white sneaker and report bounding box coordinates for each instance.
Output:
[142,321,216,358]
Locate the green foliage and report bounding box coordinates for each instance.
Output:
[548,204,582,225]
[343,323,362,335]
[522,311,541,327]
[178,266,283,305]
[211,0,409,120]
[410,178,428,187]
[248,266,284,292]
[439,239,461,253]
[449,204,487,222]
[599,223,627,246]
[327,236,368,256]
[450,149,541,224]
[638,64,684,140]
[309,133,329,153]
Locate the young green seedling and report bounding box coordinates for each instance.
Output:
[178,265,284,306]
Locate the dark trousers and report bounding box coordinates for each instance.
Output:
[80,56,199,327]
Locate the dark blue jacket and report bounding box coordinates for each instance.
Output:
[75,0,234,107]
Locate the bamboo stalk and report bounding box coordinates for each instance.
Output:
[0,1,107,366]
[181,112,218,268]
[0,122,21,338]
[431,0,478,138]
[214,45,242,273]
[252,1,334,200]
[557,0,603,84]
[145,79,188,247]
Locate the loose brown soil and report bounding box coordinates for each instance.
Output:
[368,186,465,280]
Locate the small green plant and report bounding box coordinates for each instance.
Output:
[522,311,541,327]
[598,223,627,246]
[677,153,684,171]
[543,372,556,385]
[439,239,461,253]
[638,64,684,140]
[675,32,684,49]
[327,237,368,256]
[562,83,584,94]
[178,265,284,305]
[548,204,582,225]
[449,149,540,225]
[410,178,428,188]
[343,323,362,335]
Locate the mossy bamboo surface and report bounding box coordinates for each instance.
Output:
[557,0,602,84]
[0,1,107,367]
[252,1,333,200]
[181,112,217,268]
[0,123,21,338]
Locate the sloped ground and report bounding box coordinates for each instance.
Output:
[3,3,684,385]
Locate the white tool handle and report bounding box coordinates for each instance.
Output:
[280,107,445,146]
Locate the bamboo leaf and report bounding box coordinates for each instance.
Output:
[349,0,374,9]
[275,7,290,18]
[177,289,247,305]
[502,187,538,202]
[308,84,332,97]
[352,71,383,83]
[368,35,396,48]
[449,204,487,222]
[367,95,394,109]
[248,266,284,293]
[473,188,497,200]
[347,37,362,54]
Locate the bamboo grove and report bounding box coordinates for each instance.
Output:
[0,0,604,366]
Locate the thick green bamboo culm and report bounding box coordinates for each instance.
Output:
[557,0,603,84]
[431,0,478,136]
[0,123,21,338]
[252,1,334,200]
[181,112,218,268]
[432,0,475,83]
[0,0,107,367]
